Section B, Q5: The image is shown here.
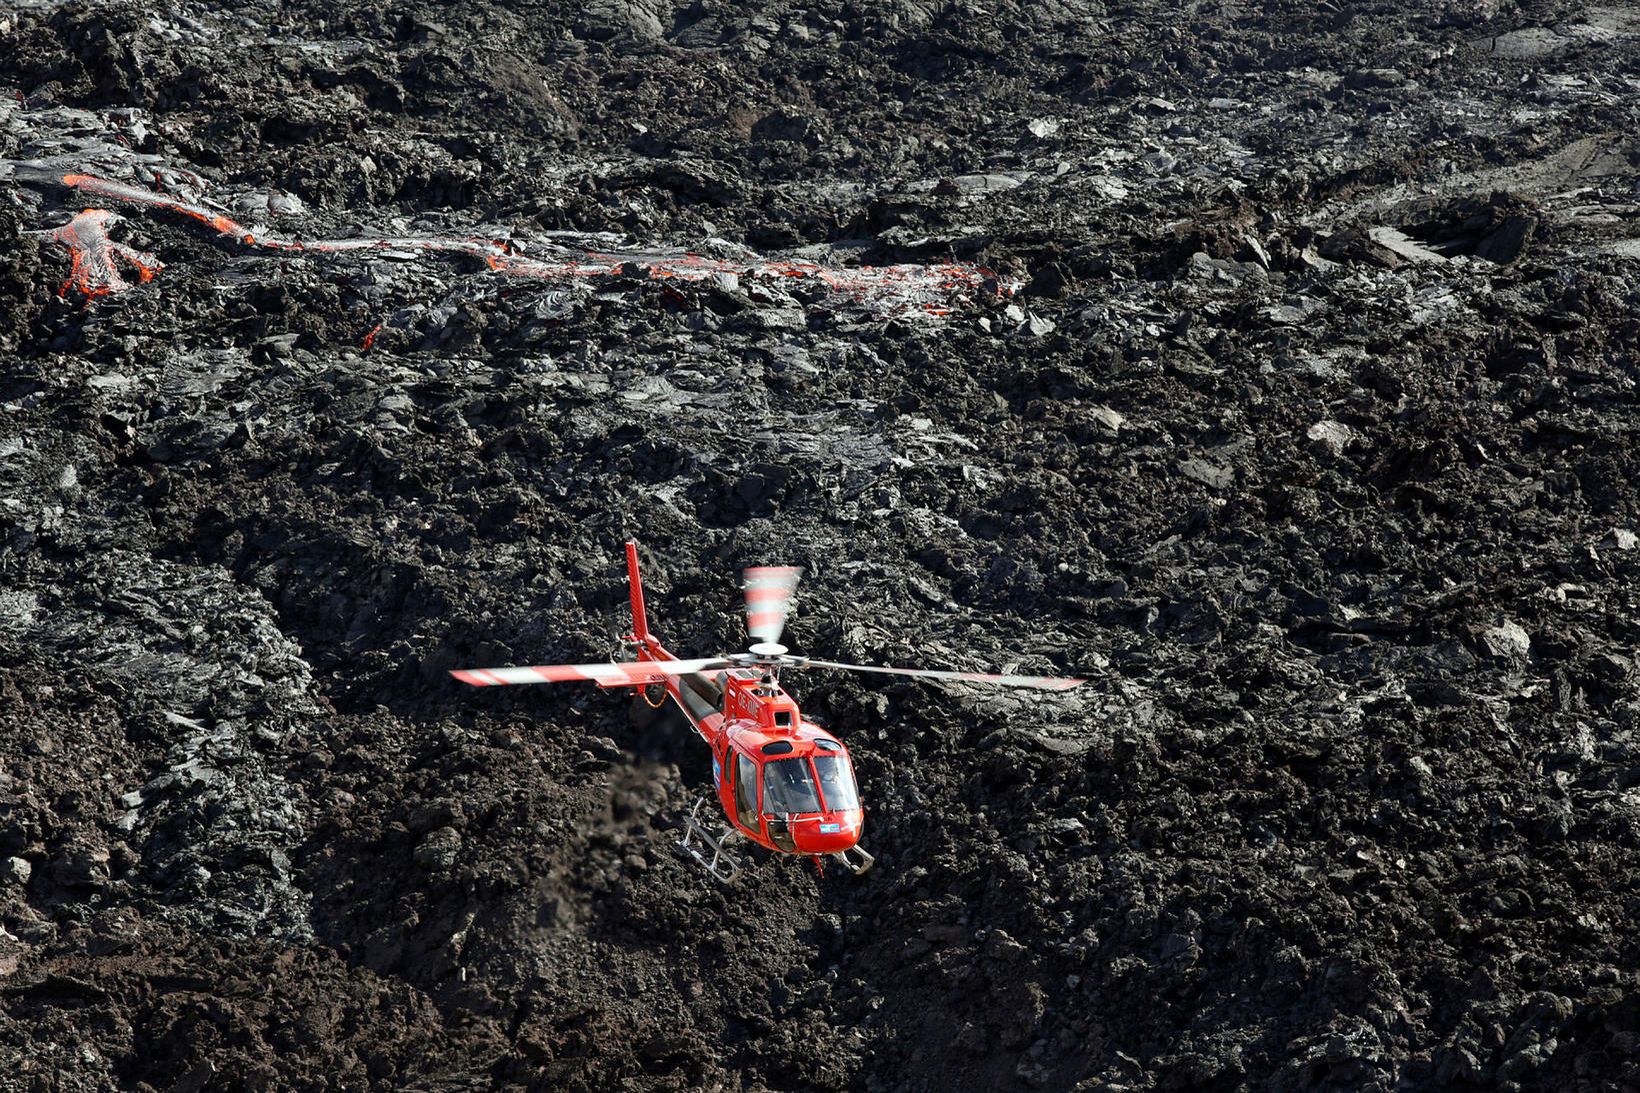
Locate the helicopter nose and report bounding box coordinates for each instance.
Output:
[796,811,863,854]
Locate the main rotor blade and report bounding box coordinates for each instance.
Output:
[743,565,802,646]
[451,657,731,687]
[799,659,1085,691]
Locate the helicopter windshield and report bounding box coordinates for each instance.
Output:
[813,754,859,811]
[761,757,822,814]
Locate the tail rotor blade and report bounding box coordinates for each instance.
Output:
[743,565,802,646]
[451,657,731,687]
[799,658,1085,691]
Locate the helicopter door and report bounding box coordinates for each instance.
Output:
[733,751,759,832]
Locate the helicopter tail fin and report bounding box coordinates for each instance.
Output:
[625,540,651,644]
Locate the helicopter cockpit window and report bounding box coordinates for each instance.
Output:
[734,752,758,828]
[813,738,839,751]
[761,757,822,814]
[814,754,860,812]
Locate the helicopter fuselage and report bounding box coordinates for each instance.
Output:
[620,631,866,861]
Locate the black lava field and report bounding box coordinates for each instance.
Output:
[4,1,1640,1090]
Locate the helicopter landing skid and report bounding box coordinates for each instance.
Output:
[677,797,741,883]
[830,844,876,876]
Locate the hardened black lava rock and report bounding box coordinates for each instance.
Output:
[4,0,1640,1089]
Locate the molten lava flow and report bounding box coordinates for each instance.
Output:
[63,174,268,247]
[52,208,164,297]
[59,173,1005,314]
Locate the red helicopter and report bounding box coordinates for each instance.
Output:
[451,542,1086,880]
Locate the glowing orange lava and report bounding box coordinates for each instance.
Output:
[52,208,163,297]
[62,174,266,247]
[59,173,1005,315]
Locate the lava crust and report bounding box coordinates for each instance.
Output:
[4,1,1640,1090]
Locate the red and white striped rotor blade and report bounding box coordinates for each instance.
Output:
[743,565,803,645]
[450,657,730,687]
[799,659,1085,691]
